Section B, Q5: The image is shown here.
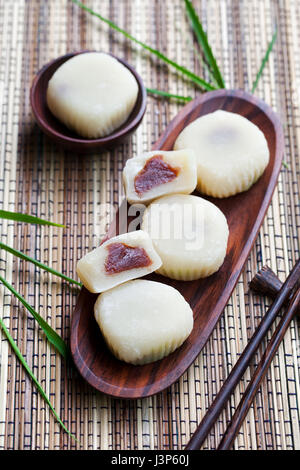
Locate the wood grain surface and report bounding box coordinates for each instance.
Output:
[71,89,284,398]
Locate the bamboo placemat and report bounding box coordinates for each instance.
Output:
[0,0,299,450]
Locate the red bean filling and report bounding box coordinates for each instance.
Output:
[105,242,152,274]
[134,155,179,195]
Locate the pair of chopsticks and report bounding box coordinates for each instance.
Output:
[186,260,300,450]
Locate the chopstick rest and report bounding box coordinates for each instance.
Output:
[185,260,300,450]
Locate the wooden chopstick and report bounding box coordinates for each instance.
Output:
[217,285,300,449]
[185,259,300,450]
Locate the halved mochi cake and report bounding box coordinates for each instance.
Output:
[94,279,194,365]
[47,52,139,138]
[76,230,162,293]
[123,149,197,204]
[142,194,229,280]
[174,110,269,198]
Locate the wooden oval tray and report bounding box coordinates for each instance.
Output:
[70,89,284,398]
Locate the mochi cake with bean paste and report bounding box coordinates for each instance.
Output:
[76,230,162,293]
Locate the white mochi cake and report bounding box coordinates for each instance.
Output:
[47,52,139,138]
[174,110,270,198]
[123,149,197,204]
[94,279,194,365]
[142,194,229,280]
[76,230,162,293]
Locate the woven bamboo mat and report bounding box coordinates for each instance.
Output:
[0,0,299,450]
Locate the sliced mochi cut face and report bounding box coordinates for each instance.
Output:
[94,279,194,365]
[76,231,162,293]
[46,52,139,139]
[123,149,197,204]
[142,194,229,281]
[174,110,270,198]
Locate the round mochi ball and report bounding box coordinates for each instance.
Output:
[94,279,194,365]
[174,110,270,198]
[142,194,229,280]
[47,52,139,139]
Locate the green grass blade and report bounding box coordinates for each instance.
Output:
[71,0,216,92]
[0,315,78,442]
[147,88,192,102]
[184,0,225,88]
[251,29,277,93]
[0,210,65,228]
[185,35,219,87]
[0,242,81,287]
[0,276,69,359]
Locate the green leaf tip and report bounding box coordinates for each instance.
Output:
[251,29,277,93]
[0,242,81,287]
[147,88,192,102]
[282,161,289,169]
[184,0,225,89]
[0,210,65,228]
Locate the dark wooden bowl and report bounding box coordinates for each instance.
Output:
[30,51,147,153]
[71,89,284,398]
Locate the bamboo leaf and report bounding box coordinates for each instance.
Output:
[147,88,192,102]
[0,242,81,287]
[0,210,65,228]
[71,0,216,92]
[184,0,225,88]
[0,315,78,442]
[0,275,69,359]
[251,29,277,93]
